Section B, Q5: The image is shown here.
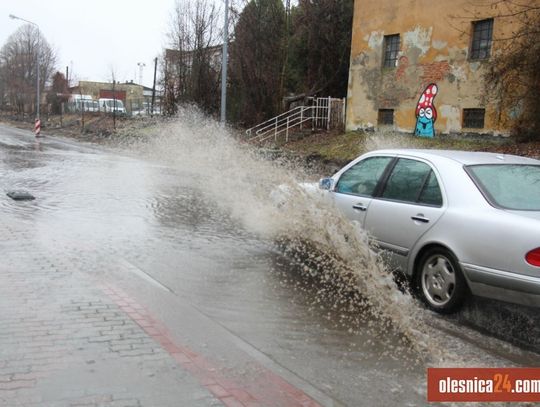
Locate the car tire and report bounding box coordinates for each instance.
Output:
[414,247,468,314]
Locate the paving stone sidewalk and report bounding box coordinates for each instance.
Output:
[0,219,222,407]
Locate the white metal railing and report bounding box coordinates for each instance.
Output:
[245,106,312,144]
[245,96,344,144]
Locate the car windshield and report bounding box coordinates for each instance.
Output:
[467,164,540,210]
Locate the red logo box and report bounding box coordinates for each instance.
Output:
[427,368,540,402]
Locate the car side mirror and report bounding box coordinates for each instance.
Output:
[319,177,334,191]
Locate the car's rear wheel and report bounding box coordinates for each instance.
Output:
[415,247,468,313]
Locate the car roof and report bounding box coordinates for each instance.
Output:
[371,149,540,165]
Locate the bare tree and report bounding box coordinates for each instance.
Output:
[228,0,287,126]
[165,0,222,114]
[482,0,540,140]
[46,71,69,115]
[0,24,56,116]
[109,66,118,130]
[288,0,354,98]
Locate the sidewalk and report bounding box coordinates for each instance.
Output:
[0,220,223,407]
[0,204,324,407]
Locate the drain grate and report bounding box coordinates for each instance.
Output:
[6,191,35,201]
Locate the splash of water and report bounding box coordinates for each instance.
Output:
[116,107,512,367]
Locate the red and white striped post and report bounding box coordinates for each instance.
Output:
[34,118,41,137]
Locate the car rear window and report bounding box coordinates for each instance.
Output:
[466,164,540,210]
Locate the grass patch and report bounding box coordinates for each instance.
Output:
[283,130,518,164]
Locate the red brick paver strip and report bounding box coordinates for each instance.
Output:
[103,284,323,407]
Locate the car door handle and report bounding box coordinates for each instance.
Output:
[352,203,367,211]
[411,214,430,223]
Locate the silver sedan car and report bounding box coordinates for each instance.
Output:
[318,149,540,313]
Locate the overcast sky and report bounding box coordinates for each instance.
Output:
[0,0,182,88]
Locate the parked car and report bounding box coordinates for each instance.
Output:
[316,149,540,313]
[131,107,147,117]
[98,98,127,115]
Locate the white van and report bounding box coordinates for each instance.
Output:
[98,98,127,115]
[69,94,98,112]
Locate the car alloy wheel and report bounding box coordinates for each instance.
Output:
[416,248,468,313]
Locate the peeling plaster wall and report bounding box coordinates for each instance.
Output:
[346,0,521,135]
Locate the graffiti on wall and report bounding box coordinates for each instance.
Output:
[414,83,438,138]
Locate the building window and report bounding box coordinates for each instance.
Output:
[463,108,485,128]
[470,19,493,60]
[378,109,394,125]
[383,34,400,67]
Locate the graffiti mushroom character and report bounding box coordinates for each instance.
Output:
[414,83,438,138]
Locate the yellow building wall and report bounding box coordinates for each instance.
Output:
[76,81,145,110]
[346,0,523,135]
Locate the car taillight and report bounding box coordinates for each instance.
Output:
[525,248,540,267]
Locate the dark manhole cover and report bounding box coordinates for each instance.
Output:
[7,191,35,201]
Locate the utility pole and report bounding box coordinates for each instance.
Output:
[112,79,116,130]
[279,0,291,107]
[220,0,229,125]
[151,57,157,116]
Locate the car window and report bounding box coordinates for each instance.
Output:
[418,171,443,206]
[467,164,540,210]
[382,158,442,205]
[335,156,393,196]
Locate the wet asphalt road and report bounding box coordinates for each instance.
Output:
[1,122,539,406]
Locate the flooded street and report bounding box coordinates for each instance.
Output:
[1,118,539,406]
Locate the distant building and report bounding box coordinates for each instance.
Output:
[346,0,525,136]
